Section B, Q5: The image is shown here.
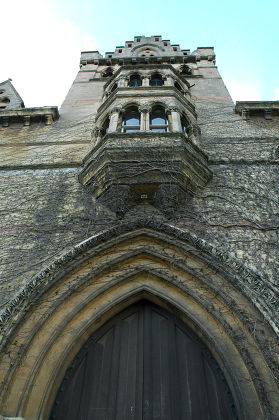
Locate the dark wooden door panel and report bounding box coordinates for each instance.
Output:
[51,302,237,420]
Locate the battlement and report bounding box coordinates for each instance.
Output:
[80,35,215,65]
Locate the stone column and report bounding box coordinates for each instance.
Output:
[45,114,53,125]
[108,107,121,132]
[123,77,129,87]
[2,117,9,127]
[139,106,151,131]
[118,77,126,87]
[166,75,174,86]
[169,107,182,132]
[23,116,31,126]
[242,109,250,120]
[142,76,149,87]
[163,76,168,86]
[92,127,102,145]
[264,109,272,120]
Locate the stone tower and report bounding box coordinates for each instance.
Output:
[0,36,279,419]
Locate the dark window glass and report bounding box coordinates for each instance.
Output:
[123,107,140,132]
[111,83,117,93]
[150,74,163,87]
[150,107,168,132]
[101,117,110,137]
[129,74,142,87]
[181,115,189,137]
[174,81,183,93]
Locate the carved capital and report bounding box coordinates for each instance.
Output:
[139,105,151,113]
[168,106,180,114]
[110,107,122,116]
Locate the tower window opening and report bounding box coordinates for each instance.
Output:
[181,114,190,137]
[150,73,164,87]
[174,81,183,93]
[122,106,140,133]
[110,83,117,93]
[150,106,168,132]
[129,74,142,87]
[101,116,110,137]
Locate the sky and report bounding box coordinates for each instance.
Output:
[1,0,278,108]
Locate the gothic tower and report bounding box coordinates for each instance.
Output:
[0,36,278,420]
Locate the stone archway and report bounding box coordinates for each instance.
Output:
[0,224,278,419]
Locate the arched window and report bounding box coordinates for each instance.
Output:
[101,116,110,137]
[150,106,168,132]
[129,74,142,87]
[122,106,140,133]
[150,73,164,87]
[181,114,190,137]
[174,81,183,93]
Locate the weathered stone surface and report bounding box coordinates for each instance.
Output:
[0,35,279,420]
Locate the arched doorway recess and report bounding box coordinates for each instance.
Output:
[51,301,236,420]
[0,225,278,419]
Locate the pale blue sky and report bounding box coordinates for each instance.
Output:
[1,0,278,107]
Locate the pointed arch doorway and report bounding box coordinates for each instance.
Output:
[50,301,237,419]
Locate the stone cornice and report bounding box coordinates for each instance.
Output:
[235,101,279,113]
[81,55,198,67]
[0,106,59,126]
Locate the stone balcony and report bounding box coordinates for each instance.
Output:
[79,132,212,216]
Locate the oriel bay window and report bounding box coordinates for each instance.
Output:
[122,106,140,132]
[150,106,168,132]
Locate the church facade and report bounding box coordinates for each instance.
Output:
[0,36,279,419]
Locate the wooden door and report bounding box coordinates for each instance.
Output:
[51,302,237,419]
